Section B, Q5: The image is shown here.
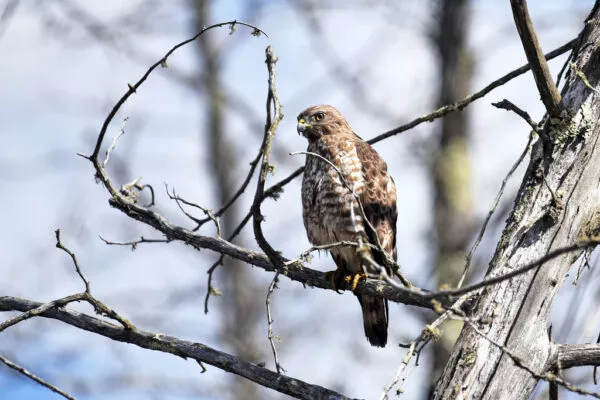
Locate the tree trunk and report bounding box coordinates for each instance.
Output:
[430,0,474,388]
[193,2,264,399]
[434,5,600,399]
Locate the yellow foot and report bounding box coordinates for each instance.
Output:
[344,273,367,291]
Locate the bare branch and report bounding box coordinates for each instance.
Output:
[370,38,573,145]
[510,0,562,118]
[89,21,267,162]
[555,343,600,369]
[103,117,128,168]
[99,235,171,250]
[457,126,535,288]
[56,229,135,330]
[55,229,90,292]
[436,240,600,299]
[0,293,85,333]
[252,45,285,265]
[266,273,285,374]
[0,354,76,400]
[0,296,356,400]
[492,99,539,132]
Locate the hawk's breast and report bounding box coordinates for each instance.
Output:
[301,137,365,254]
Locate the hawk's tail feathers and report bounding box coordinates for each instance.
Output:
[357,294,388,347]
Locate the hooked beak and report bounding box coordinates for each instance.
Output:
[297,118,311,136]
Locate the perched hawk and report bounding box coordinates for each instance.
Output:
[297,105,398,347]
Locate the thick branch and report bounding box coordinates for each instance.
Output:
[0,296,355,400]
[510,0,562,118]
[106,197,440,308]
[555,344,600,369]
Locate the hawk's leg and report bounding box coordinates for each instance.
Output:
[325,268,347,294]
[344,273,367,291]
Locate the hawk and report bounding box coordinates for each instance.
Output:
[297,105,398,347]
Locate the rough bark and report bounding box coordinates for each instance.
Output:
[430,0,474,387]
[433,5,600,399]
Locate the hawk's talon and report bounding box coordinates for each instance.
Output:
[325,269,345,294]
[344,273,367,291]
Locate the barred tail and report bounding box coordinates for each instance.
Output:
[357,294,388,347]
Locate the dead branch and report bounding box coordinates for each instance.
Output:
[510,0,562,118]
[251,45,285,265]
[0,354,76,400]
[555,343,600,368]
[0,296,356,400]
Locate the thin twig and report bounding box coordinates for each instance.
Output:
[492,99,539,132]
[56,229,135,330]
[510,0,562,118]
[56,229,90,291]
[266,273,285,374]
[457,130,535,288]
[285,241,373,265]
[99,235,171,250]
[381,292,474,399]
[203,256,223,314]
[202,145,264,225]
[439,240,599,299]
[0,354,76,400]
[165,185,221,235]
[103,117,128,168]
[381,342,417,400]
[90,21,267,161]
[369,39,574,145]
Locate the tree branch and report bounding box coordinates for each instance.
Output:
[0,296,356,400]
[510,0,562,118]
[252,45,285,265]
[0,354,76,400]
[555,343,600,369]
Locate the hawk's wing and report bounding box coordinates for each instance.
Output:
[354,135,398,271]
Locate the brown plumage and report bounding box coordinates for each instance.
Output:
[297,105,398,347]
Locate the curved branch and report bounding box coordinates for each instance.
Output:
[0,296,355,400]
[252,45,285,265]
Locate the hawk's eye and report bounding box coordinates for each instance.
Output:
[314,112,325,121]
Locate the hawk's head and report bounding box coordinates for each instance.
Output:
[297,105,351,141]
